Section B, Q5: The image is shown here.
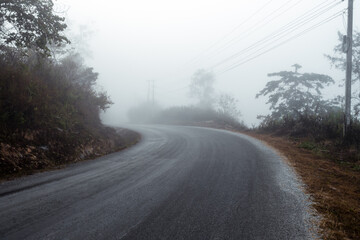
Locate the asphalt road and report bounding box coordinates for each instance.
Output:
[0,125,316,240]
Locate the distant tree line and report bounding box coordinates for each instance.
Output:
[127,69,245,129]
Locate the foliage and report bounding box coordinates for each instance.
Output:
[257,108,343,139]
[0,0,123,178]
[152,106,246,130]
[189,69,215,109]
[0,0,69,55]
[256,64,335,120]
[326,31,360,116]
[216,93,241,121]
[298,141,317,151]
[0,47,112,134]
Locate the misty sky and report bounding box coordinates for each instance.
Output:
[56,0,360,126]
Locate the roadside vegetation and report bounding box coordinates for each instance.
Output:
[0,1,139,180]
[1,1,359,238]
[252,33,360,239]
[255,62,360,162]
[127,32,360,238]
[128,69,247,130]
[127,30,360,239]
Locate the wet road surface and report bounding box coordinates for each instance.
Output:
[0,125,316,239]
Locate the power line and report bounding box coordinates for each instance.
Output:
[157,1,345,95]
[219,10,344,74]
[211,0,341,68]
[186,0,275,66]
[160,0,276,89]
[218,10,344,74]
[192,0,305,64]
[210,0,343,69]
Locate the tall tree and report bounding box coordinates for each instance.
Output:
[0,0,69,54]
[189,69,215,109]
[256,64,335,120]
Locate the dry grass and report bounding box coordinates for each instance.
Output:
[244,131,360,239]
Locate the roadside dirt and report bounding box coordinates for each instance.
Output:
[244,131,360,240]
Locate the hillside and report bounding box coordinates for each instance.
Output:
[0,48,139,180]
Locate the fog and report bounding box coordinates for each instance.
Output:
[56,0,360,126]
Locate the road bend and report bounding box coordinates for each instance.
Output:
[0,125,316,239]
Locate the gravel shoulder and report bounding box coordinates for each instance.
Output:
[243,131,360,239]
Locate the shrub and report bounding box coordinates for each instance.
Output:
[0,48,112,137]
[152,106,247,130]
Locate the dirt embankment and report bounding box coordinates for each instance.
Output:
[244,131,360,240]
[0,126,140,181]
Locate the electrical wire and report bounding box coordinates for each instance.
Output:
[188,0,300,66]
[158,0,345,94]
[210,0,343,69]
[342,8,348,32]
[192,0,308,64]
[220,11,344,73]
[186,0,275,66]
[218,10,344,74]
[159,0,278,93]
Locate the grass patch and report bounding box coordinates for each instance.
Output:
[298,141,317,150]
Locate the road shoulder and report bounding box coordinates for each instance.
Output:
[243,131,360,240]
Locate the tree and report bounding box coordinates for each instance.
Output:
[216,93,241,120]
[56,53,112,114]
[189,69,215,109]
[59,53,98,89]
[326,31,360,116]
[256,64,335,120]
[0,0,69,54]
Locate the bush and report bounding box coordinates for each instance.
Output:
[257,110,360,147]
[0,48,112,137]
[152,106,247,130]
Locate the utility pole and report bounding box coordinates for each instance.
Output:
[344,0,353,140]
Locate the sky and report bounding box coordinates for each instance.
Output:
[56,0,360,126]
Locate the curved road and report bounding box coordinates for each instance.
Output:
[0,125,316,239]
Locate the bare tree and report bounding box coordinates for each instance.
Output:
[216,93,241,120]
[189,69,215,109]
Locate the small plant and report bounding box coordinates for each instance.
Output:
[298,141,317,150]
